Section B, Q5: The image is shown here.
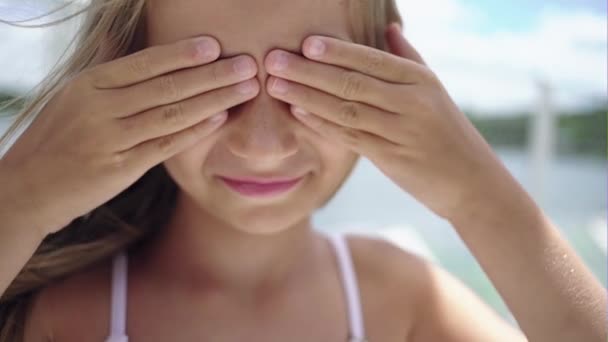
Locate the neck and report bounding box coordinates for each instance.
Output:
[133,191,322,294]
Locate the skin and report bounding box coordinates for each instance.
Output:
[19,0,605,341]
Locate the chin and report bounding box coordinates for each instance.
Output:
[221,202,313,236]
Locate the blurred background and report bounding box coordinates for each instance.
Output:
[0,0,606,326]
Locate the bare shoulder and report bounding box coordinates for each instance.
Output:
[345,233,527,342]
[344,233,431,341]
[24,258,112,342]
[345,233,431,298]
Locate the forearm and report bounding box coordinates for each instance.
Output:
[448,168,607,342]
[0,165,46,298]
[0,215,45,298]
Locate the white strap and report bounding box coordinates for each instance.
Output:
[326,233,366,341]
[106,252,129,342]
[105,336,129,342]
[105,239,365,342]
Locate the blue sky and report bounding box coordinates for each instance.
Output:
[459,0,607,33]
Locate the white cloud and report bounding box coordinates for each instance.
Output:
[395,0,607,115]
[0,0,605,115]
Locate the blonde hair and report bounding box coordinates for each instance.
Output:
[0,1,402,340]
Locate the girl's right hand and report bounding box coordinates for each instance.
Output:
[0,35,259,236]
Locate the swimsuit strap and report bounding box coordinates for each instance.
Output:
[326,232,367,341]
[105,251,129,342]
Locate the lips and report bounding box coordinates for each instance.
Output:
[217,174,307,197]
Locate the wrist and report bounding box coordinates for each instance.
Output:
[446,168,539,230]
[0,160,62,238]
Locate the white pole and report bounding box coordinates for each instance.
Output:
[528,78,555,208]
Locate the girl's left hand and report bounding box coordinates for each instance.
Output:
[265,23,513,221]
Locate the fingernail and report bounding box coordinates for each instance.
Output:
[234,56,255,76]
[292,106,309,117]
[272,51,288,71]
[271,78,288,94]
[195,37,218,59]
[306,38,326,57]
[237,80,255,94]
[210,111,227,124]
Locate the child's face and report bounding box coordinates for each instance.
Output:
[148,0,359,233]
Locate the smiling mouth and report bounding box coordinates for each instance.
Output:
[217,175,307,198]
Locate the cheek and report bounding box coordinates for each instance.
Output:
[162,138,216,187]
[310,144,358,210]
[316,142,359,190]
[162,157,194,193]
[320,142,358,174]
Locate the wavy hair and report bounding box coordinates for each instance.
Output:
[0,1,402,340]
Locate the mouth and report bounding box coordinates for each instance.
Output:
[216,174,308,198]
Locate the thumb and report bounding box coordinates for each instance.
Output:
[385,22,427,66]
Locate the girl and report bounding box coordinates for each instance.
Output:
[0,0,605,341]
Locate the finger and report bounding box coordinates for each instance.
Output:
[385,23,428,66]
[287,103,398,158]
[300,35,431,84]
[267,76,404,145]
[116,78,259,151]
[124,110,227,170]
[265,50,405,114]
[107,55,257,118]
[89,35,221,89]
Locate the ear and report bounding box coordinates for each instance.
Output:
[384,22,427,66]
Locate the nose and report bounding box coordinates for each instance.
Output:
[224,66,299,164]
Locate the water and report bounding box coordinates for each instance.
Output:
[313,147,606,320]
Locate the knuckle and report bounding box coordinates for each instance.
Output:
[70,72,89,89]
[299,87,314,105]
[312,119,326,132]
[61,78,97,113]
[397,68,413,84]
[362,49,383,74]
[210,62,222,83]
[341,128,361,147]
[420,67,439,83]
[106,152,129,171]
[192,120,213,136]
[157,135,177,153]
[412,92,434,112]
[189,121,205,135]
[157,74,180,102]
[338,101,360,127]
[339,71,363,99]
[80,67,102,88]
[58,79,79,100]
[119,116,137,133]
[66,73,94,96]
[127,51,152,77]
[161,103,186,126]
